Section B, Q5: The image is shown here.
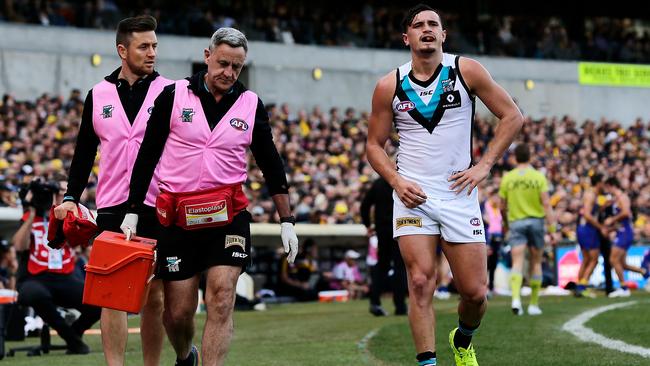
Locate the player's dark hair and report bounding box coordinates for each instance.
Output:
[514,143,530,163]
[605,177,620,188]
[116,15,157,47]
[401,4,441,32]
[590,173,603,186]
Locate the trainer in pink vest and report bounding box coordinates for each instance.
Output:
[157,79,257,193]
[92,76,172,209]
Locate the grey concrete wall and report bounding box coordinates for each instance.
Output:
[1,23,649,124]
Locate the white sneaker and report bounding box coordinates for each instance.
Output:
[253,302,267,311]
[511,298,523,316]
[608,288,631,298]
[527,305,542,315]
[434,290,451,300]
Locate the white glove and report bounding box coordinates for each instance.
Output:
[280,222,299,263]
[120,213,139,241]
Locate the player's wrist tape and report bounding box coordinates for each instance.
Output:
[62,195,76,203]
[280,215,296,225]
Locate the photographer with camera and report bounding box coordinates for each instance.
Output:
[12,176,101,355]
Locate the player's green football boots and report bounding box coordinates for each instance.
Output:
[449,327,479,366]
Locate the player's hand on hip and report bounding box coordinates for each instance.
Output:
[394,177,427,208]
[120,213,139,241]
[53,201,78,220]
[281,222,299,263]
[449,163,491,195]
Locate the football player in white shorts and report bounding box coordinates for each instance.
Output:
[366,5,523,365]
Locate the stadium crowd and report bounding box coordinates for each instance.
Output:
[1,91,650,243]
[1,1,650,63]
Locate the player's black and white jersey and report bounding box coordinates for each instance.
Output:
[392,52,475,199]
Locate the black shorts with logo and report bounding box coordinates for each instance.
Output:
[95,203,159,239]
[155,210,252,281]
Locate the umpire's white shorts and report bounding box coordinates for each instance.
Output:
[392,188,486,243]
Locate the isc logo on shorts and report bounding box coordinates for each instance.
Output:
[396,217,422,229]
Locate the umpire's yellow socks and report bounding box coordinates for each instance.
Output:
[530,276,542,306]
[510,272,523,301]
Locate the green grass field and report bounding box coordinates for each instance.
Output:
[4,292,650,365]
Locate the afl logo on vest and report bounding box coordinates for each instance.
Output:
[396,101,415,112]
[470,217,481,226]
[229,118,249,131]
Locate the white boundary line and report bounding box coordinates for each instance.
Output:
[562,300,650,358]
[358,328,380,365]
[358,328,378,352]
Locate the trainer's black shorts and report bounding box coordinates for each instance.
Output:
[155,210,252,281]
[95,203,159,239]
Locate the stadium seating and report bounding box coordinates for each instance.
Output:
[1,93,649,242]
[2,1,649,63]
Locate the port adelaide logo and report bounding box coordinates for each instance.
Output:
[181,108,195,122]
[101,105,114,118]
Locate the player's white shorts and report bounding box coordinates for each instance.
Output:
[392,188,486,243]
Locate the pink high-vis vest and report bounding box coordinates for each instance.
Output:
[485,200,503,235]
[92,75,172,209]
[157,79,257,192]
